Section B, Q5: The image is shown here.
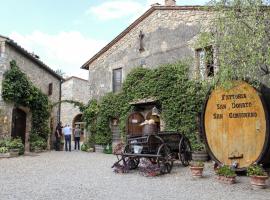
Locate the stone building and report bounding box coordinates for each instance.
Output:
[81,1,213,145]
[0,35,63,152]
[61,76,89,142]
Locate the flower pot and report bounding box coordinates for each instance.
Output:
[8,149,19,157]
[190,166,204,178]
[192,151,209,161]
[250,175,268,189]
[217,175,236,184]
[0,153,11,158]
[94,145,104,153]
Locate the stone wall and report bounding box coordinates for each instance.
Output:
[61,77,89,127]
[0,40,61,147]
[87,8,212,99]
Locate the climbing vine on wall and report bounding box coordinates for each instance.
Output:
[2,60,51,145]
[83,61,206,147]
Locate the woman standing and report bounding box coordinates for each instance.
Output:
[74,125,81,150]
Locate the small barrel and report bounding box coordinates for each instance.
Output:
[142,124,157,135]
[202,81,270,170]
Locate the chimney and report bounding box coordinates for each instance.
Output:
[165,0,176,6]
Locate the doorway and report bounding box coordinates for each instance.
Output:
[11,108,27,145]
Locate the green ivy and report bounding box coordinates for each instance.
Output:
[2,60,51,148]
[83,61,206,148]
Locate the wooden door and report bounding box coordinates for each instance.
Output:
[127,112,145,137]
[12,108,26,145]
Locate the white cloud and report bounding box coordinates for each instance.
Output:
[87,0,144,21]
[9,31,106,79]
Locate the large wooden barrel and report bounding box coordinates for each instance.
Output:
[202,81,270,170]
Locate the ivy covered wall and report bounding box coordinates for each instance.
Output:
[83,61,206,148]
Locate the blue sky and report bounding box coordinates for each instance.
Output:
[0,0,209,79]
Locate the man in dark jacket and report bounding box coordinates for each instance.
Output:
[55,122,63,151]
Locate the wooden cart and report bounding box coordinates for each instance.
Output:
[112,131,192,174]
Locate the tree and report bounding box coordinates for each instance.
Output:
[55,69,65,77]
[200,0,270,88]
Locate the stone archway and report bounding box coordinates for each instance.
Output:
[72,114,85,142]
[11,108,27,144]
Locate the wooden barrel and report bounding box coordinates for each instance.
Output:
[202,81,270,170]
[142,124,157,135]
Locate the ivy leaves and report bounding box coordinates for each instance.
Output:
[84,62,206,147]
[2,60,51,141]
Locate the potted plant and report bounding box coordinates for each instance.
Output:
[191,142,208,162]
[31,139,47,153]
[6,138,24,156]
[216,165,237,184]
[190,161,204,178]
[0,147,9,158]
[247,163,268,189]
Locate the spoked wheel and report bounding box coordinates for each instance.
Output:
[179,136,192,167]
[123,145,140,170]
[157,144,173,174]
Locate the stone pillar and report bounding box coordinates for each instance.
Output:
[165,0,176,6]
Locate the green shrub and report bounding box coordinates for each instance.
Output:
[247,163,267,176]
[81,143,90,152]
[0,147,8,153]
[30,135,47,151]
[7,138,24,155]
[216,165,236,177]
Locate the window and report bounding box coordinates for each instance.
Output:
[196,46,214,80]
[113,68,122,92]
[48,83,53,96]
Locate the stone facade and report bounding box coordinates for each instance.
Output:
[61,76,89,130]
[0,35,62,151]
[83,6,213,99]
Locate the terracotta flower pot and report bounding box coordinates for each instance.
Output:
[250,175,268,189]
[190,166,204,178]
[217,175,236,184]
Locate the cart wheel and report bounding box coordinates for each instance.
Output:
[122,156,140,170]
[127,158,140,170]
[124,144,131,153]
[179,136,192,167]
[160,162,173,174]
[157,144,173,174]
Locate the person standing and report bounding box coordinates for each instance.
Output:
[55,122,63,151]
[74,125,81,150]
[63,124,72,152]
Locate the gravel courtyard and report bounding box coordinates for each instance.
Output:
[0,151,269,200]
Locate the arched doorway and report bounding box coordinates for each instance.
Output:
[72,114,85,142]
[127,112,145,137]
[11,108,26,145]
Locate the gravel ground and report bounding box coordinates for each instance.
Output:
[0,151,269,200]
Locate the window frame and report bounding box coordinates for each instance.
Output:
[112,68,122,93]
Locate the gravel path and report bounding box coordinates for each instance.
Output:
[0,151,269,200]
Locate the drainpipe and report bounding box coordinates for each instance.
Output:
[58,79,62,123]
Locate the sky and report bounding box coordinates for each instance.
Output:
[0,0,209,79]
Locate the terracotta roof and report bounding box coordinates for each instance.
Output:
[64,76,88,82]
[81,5,207,70]
[0,34,63,80]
